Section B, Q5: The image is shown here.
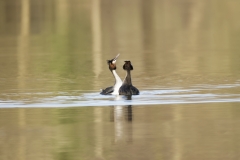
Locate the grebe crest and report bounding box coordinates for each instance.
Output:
[123,61,133,70]
[119,61,139,95]
[100,54,122,95]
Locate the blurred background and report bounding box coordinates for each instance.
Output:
[0,0,240,96]
[1,0,240,160]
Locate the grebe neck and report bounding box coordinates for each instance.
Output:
[123,70,132,85]
[112,70,122,84]
[111,70,122,95]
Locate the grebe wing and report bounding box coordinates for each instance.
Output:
[119,84,139,95]
[100,86,114,95]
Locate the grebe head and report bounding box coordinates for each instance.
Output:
[123,61,133,71]
[107,53,120,71]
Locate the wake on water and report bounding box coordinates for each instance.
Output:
[0,83,240,108]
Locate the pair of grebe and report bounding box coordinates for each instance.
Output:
[100,54,139,95]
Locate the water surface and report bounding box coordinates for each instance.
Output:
[1,0,240,159]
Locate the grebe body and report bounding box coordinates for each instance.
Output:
[100,54,122,95]
[119,61,139,95]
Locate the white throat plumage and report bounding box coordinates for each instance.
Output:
[112,70,122,95]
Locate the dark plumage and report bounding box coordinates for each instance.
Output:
[119,61,139,95]
[100,86,114,95]
[119,85,139,95]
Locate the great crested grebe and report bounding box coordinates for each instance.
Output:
[100,54,122,95]
[119,61,139,95]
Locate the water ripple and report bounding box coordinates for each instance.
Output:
[0,84,240,108]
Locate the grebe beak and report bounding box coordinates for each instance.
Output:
[113,53,120,61]
[112,53,120,64]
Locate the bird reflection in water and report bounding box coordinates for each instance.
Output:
[110,95,133,143]
[125,95,133,121]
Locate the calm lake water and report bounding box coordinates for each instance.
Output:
[1,0,240,159]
